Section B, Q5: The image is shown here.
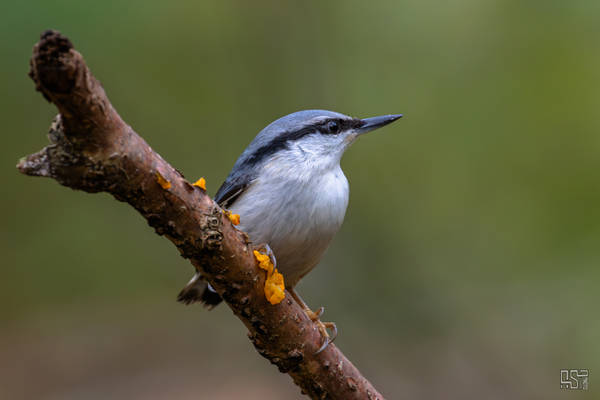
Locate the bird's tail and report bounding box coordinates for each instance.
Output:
[177,273,223,308]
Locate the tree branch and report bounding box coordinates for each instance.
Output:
[18,30,385,400]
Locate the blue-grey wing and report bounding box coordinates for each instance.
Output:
[214,171,255,208]
[214,124,274,207]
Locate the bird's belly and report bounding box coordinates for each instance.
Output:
[230,170,348,287]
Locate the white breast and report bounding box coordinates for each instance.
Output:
[230,150,349,287]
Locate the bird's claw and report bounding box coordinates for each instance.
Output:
[306,306,324,320]
[316,336,330,354]
[314,320,338,354]
[258,243,277,269]
[305,306,337,354]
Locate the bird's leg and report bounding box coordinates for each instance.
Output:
[289,288,337,354]
[255,244,337,352]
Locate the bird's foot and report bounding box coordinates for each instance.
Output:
[289,289,337,354]
[310,311,338,354]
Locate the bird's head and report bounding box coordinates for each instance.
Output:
[242,110,402,171]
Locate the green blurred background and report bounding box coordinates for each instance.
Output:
[2,1,599,399]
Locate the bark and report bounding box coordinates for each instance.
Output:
[17,30,385,400]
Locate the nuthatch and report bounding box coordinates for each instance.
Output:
[179,110,402,352]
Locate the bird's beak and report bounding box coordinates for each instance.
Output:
[357,114,403,134]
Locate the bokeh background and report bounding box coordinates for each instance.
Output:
[2,1,599,399]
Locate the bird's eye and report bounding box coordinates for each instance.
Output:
[326,120,340,134]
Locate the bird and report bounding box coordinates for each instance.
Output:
[178,109,402,352]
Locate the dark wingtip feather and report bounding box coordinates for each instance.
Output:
[177,276,223,308]
[199,286,223,309]
[177,286,200,305]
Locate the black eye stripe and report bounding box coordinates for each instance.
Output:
[241,117,364,167]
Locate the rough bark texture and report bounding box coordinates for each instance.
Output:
[17,31,385,400]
